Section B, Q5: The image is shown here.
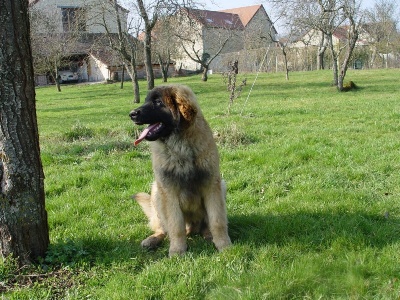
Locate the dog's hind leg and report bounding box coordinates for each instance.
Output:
[140,231,166,250]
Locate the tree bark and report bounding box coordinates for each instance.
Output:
[317,32,327,70]
[126,64,140,103]
[327,34,339,87]
[338,16,359,91]
[282,48,289,81]
[0,0,49,265]
[201,65,208,81]
[143,30,155,89]
[157,51,170,83]
[106,0,140,103]
[137,0,155,90]
[120,65,125,89]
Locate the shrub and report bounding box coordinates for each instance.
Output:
[213,123,255,147]
[64,123,94,141]
[343,80,357,91]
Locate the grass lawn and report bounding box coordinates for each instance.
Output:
[2,68,400,299]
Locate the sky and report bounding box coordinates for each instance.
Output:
[205,0,376,11]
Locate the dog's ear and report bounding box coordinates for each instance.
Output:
[161,88,180,120]
[160,85,198,123]
[171,86,197,123]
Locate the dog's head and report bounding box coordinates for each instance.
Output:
[129,85,198,145]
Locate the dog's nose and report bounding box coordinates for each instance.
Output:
[129,109,140,119]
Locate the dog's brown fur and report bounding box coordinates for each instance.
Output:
[130,85,231,256]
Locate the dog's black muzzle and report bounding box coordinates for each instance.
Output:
[129,109,141,123]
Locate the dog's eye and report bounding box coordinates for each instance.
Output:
[154,99,163,107]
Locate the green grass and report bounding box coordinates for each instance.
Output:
[3,69,400,299]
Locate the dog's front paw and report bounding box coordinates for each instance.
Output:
[214,238,232,252]
[141,233,165,250]
[168,245,187,257]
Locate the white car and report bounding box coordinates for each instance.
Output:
[59,71,78,83]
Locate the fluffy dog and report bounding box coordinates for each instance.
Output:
[129,84,231,256]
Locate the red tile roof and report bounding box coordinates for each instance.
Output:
[220,4,262,27]
[333,26,349,40]
[187,8,245,30]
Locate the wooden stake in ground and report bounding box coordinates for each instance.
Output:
[224,60,246,114]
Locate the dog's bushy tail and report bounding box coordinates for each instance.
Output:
[134,192,153,219]
[134,192,164,234]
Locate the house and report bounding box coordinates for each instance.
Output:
[291,26,371,49]
[221,5,278,49]
[29,0,128,35]
[91,47,176,81]
[29,0,130,83]
[287,26,373,70]
[173,4,277,72]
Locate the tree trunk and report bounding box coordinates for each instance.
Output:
[327,34,339,86]
[317,51,324,70]
[53,69,61,92]
[282,48,289,81]
[317,32,327,70]
[120,65,125,89]
[337,72,345,91]
[125,66,140,103]
[0,0,49,265]
[143,31,155,90]
[338,21,359,91]
[131,68,141,104]
[137,0,155,90]
[158,52,170,83]
[369,47,377,68]
[201,66,208,82]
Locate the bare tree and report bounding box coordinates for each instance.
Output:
[337,0,363,91]
[317,31,329,70]
[100,0,142,103]
[365,0,399,68]
[118,0,198,88]
[302,0,344,85]
[152,16,181,82]
[266,19,292,80]
[180,36,230,82]
[174,8,237,81]
[136,0,158,90]
[271,0,363,90]
[299,1,333,70]
[0,0,49,265]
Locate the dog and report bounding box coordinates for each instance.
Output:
[129,84,232,256]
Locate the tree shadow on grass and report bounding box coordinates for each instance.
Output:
[228,211,400,250]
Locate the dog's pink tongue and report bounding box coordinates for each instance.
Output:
[134,123,159,146]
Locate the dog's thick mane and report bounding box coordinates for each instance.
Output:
[150,85,217,190]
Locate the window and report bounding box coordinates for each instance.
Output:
[61,7,86,32]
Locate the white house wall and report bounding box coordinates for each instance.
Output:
[86,0,128,34]
[78,60,89,81]
[88,54,109,82]
[174,20,204,71]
